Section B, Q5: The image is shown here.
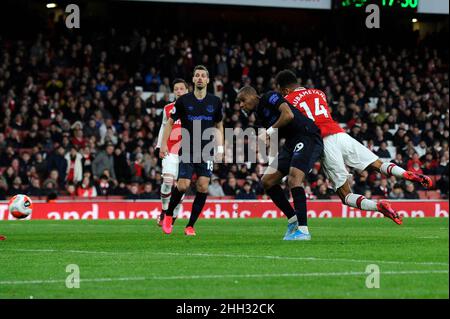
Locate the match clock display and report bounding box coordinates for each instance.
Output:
[339,0,418,10]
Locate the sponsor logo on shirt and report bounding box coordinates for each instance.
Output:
[269,93,280,105]
[187,115,213,121]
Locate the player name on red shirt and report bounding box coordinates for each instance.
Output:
[285,88,344,138]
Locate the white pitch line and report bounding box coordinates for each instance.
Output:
[152,252,450,267]
[0,270,448,286]
[2,249,448,267]
[5,249,111,254]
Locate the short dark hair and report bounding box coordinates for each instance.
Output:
[172,78,188,89]
[275,69,298,89]
[237,86,257,98]
[193,65,209,77]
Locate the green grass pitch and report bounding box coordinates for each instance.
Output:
[0,218,448,298]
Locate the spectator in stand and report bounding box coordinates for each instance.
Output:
[364,190,373,200]
[415,141,428,158]
[113,181,131,196]
[26,177,45,197]
[422,153,438,175]
[126,183,140,200]
[47,146,68,183]
[140,183,159,199]
[96,174,113,196]
[3,166,16,189]
[436,165,449,199]
[437,151,449,175]
[208,175,225,197]
[404,182,419,199]
[376,142,392,159]
[92,143,116,181]
[247,173,264,195]
[76,176,97,197]
[0,178,7,200]
[353,171,371,195]
[66,183,77,197]
[43,180,58,197]
[81,146,93,175]
[373,178,390,198]
[223,177,240,196]
[304,185,316,200]
[389,183,405,200]
[235,181,256,200]
[43,170,60,190]
[34,153,48,180]
[65,147,83,185]
[71,127,87,149]
[316,184,332,200]
[0,146,16,168]
[113,147,131,183]
[8,177,23,196]
[407,153,423,172]
[130,153,145,183]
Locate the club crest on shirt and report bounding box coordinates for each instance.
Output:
[187,105,194,111]
[206,105,215,113]
[263,108,271,117]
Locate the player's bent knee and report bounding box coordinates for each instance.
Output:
[162,174,175,187]
[196,183,209,193]
[262,176,276,190]
[177,180,190,193]
[287,176,302,189]
[161,175,175,194]
[287,171,304,189]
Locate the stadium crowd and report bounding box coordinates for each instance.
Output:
[0,28,448,201]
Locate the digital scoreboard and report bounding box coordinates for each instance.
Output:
[339,0,418,11]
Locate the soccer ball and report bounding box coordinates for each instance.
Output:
[8,194,33,219]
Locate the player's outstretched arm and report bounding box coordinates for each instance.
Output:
[270,102,294,131]
[160,117,174,159]
[156,108,169,149]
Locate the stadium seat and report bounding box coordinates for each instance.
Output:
[236,179,246,187]
[418,191,428,199]
[19,148,33,155]
[39,119,52,127]
[427,191,442,200]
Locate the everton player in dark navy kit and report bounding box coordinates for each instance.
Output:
[160,65,224,236]
[237,86,323,240]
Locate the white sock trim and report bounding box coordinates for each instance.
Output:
[288,215,298,224]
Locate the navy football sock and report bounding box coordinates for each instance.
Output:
[291,187,307,226]
[187,192,208,227]
[166,187,184,217]
[266,185,295,220]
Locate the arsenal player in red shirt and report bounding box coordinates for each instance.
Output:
[276,70,433,225]
[155,79,189,226]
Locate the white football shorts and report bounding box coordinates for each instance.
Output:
[322,133,379,191]
[162,153,180,178]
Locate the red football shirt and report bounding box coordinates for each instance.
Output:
[284,88,344,138]
[164,102,182,154]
